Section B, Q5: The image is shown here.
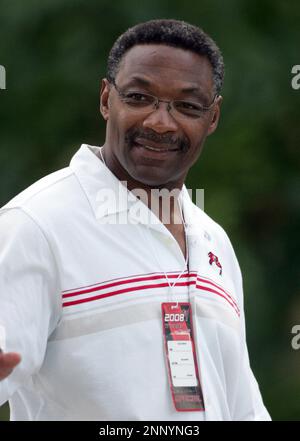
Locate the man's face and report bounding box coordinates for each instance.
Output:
[100,44,222,188]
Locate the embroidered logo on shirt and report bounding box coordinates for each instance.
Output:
[208,252,222,275]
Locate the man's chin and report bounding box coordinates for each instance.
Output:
[127,163,179,189]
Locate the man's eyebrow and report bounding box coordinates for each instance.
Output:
[122,76,152,88]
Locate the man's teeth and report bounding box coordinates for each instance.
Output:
[140,144,178,152]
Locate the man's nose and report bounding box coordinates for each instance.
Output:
[142,103,179,133]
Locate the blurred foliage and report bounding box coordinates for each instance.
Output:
[0,0,299,421]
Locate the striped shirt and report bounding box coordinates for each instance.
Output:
[0,144,271,420]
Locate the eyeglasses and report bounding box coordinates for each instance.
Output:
[110,80,218,120]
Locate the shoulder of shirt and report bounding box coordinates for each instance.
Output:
[190,201,242,279]
[1,166,76,213]
[191,201,230,243]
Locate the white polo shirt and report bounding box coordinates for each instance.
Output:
[0,144,271,421]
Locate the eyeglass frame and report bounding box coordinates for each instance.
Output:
[109,79,218,119]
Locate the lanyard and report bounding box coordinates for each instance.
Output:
[143,194,190,303]
[99,146,189,302]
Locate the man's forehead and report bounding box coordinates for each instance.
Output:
[116,44,214,91]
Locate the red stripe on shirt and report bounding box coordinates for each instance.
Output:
[62,272,198,299]
[196,283,240,316]
[62,280,195,307]
[197,276,240,313]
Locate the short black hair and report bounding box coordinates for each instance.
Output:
[107,19,224,95]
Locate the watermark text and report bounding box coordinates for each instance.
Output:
[291,65,300,90]
[95,182,204,229]
[291,325,300,350]
[0,65,6,90]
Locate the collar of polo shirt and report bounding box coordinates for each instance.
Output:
[70,144,203,238]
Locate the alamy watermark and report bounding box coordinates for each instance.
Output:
[291,325,300,350]
[95,181,204,230]
[291,65,300,90]
[0,65,6,90]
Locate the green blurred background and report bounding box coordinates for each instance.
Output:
[0,0,299,421]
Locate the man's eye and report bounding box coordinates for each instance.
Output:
[124,93,152,103]
[175,101,202,111]
[174,101,205,117]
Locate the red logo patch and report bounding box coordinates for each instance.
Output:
[208,252,222,275]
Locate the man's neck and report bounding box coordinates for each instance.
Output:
[100,145,185,226]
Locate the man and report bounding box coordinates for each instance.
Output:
[0,19,271,420]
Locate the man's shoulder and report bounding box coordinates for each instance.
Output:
[191,202,241,276]
[1,166,78,216]
[192,202,230,243]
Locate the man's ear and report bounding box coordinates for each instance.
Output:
[100,78,110,121]
[207,95,223,136]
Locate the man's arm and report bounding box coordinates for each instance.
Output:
[0,207,61,404]
[217,225,271,420]
[231,252,271,420]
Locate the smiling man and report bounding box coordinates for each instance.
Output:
[101,44,219,187]
[0,19,271,421]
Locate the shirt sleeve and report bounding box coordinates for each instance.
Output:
[231,256,271,421]
[0,207,61,405]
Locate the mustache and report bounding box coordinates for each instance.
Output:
[125,128,190,152]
